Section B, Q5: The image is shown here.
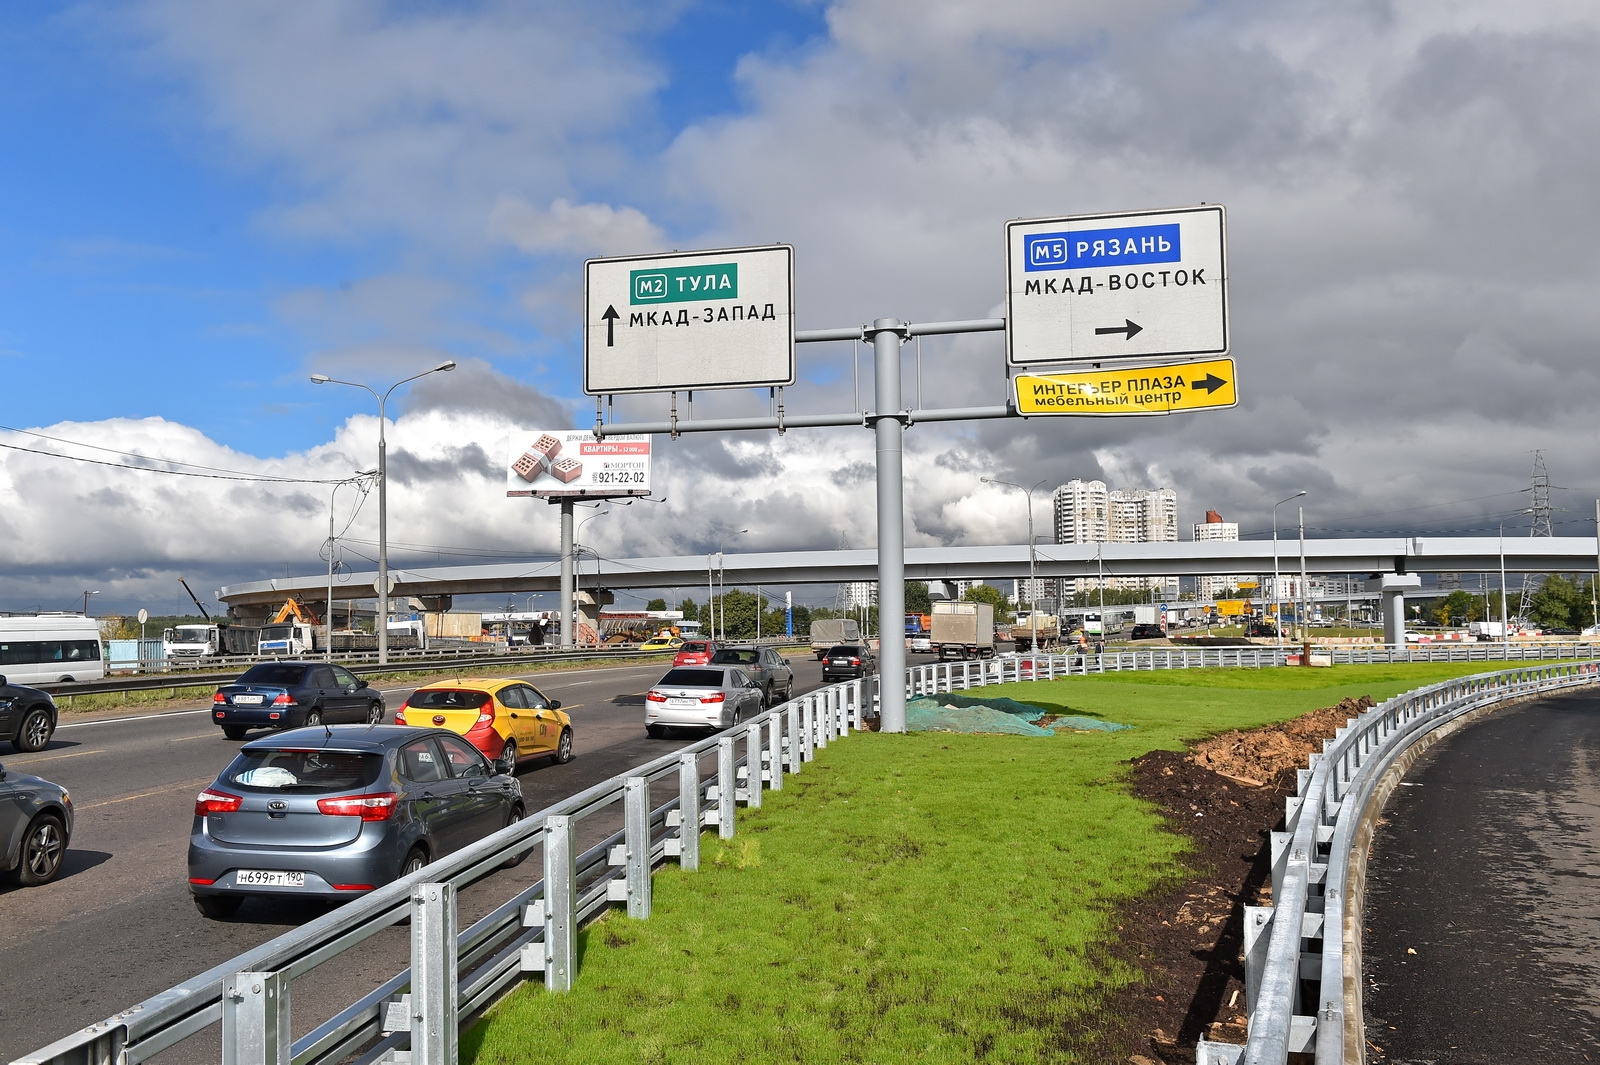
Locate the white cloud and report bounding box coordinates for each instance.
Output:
[489,197,666,257]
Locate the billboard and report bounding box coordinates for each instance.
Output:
[505,431,652,498]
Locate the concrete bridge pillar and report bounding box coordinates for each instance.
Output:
[1373,574,1421,646]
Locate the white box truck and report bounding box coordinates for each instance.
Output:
[809,618,862,659]
[932,602,995,660]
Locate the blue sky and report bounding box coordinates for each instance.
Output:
[0,1,826,452]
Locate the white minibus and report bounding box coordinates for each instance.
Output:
[0,615,106,684]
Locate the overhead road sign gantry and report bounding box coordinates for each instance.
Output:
[1014,357,1236,416]
[584,244,795,395]
[1006,204,1228,366]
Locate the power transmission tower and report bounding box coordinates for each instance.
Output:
[1516,450,1562,619]
[1528,449,1554,537]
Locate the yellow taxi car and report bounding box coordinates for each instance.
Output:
[394,678,572,775]
[640,636,684,653]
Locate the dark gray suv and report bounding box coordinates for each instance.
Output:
[709,647,795,706]
[188,725,523,917]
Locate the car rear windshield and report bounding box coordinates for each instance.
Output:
[680,642,712,653]
[710,649,758,665]
[406,688,491,710]
[236,663,309,686]
[658,668,725,687]
[826,646,864,656]
[223,749,383,793]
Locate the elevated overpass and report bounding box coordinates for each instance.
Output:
[218,535,1599,642]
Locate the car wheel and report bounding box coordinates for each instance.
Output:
[553,728,573,764]
[501,805,528,869]
[730,706,742,729]
[365,702,384,725]
[5,813,67,886]
[496,738,518,776]
[762,682,774,709]
[15,708,54,753]
[646,724,665,739]
[401,847,429,879]
[222,725,248,741]
[194,894,243,919]
[303,708,323,729]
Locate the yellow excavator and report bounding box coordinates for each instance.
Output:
[267,597,321,626]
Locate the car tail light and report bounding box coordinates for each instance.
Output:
[195,789,242,815]
[189,877,217,885]
[699,692,725,704]
[476,703,495,726]
[331,883,374,892]
[316,792,399,821]
[849,657,861,666]
[646,691,668,702]
[393,706,408,725]
[213,692,226,704]
[272,693,294,706]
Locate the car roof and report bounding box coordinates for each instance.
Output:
[240,724,438,753]
[413,677,523,691]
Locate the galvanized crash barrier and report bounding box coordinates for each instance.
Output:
[18,652,1599,1065]
[14,676,864,1065]
[1193,660,1600,1065]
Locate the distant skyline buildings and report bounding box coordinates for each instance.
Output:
[1053,479,1178,598]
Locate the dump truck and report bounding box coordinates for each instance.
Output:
[1007,612,1059,652]
[932,601,995,660]
[809,618,862,659]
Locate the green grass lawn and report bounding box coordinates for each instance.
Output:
[463,662,1499,1064]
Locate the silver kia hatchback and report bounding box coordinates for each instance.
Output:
[188,724,523,917]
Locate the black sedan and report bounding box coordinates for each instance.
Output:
[0,760,72,886]
[213,661,386,740]
[821,644,876,682]
[0,675,58,753]
[1129,624,1166,641]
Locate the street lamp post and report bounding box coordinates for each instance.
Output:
[982,476,1047,652]
[81,590,99,615]
[1271,491,1307,657]
[714,529,747,641]
[575,509,608,647]
[311,360,456,664]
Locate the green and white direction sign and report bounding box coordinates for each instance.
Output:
[584,244,795,395]
[1005,205,1227,366]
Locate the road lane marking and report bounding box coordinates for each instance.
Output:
[7,748,106,765]
[79,778,214,810]
[58,709,212,729]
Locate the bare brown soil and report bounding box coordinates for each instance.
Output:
[1088,697,1375,1064]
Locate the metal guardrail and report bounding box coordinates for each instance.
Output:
[17,648,1594,1064]
[1192,660,1600,1065]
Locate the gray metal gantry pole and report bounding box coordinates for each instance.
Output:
[559,498,575,647]
[868,318,908,733]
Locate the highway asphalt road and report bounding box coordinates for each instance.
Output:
[1363,688,1600,1063]
[0,652,831,1063]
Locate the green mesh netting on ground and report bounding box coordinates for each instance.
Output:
[904,694,1133,736]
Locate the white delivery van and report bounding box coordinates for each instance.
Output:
[0,614,106,684]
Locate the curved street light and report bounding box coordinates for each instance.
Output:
[982,476,1048,651]
[311,360,456,663]
[1272,491,1308,655]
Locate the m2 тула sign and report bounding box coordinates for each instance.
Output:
[505,431,652,498]
[583,244,795,395]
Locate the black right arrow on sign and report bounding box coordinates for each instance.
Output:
[1094,319,1143,340]
[1191,373,1227,394]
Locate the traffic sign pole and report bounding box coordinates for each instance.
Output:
[867,319,909,734]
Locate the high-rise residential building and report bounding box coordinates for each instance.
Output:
[841,581,877,610]
[1054,479,1178,597]
[1193,509,1252,600]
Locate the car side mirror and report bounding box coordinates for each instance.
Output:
[0,674,7,687]
[550,700,561,710]
[0,762,6,781]
[357,679,369,689]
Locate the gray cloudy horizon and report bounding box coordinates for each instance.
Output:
[4,0,1598,617]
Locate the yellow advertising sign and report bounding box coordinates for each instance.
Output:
[1216,599,1247,617]
[1236,580,1259,590]
[1014,357,1237,416]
